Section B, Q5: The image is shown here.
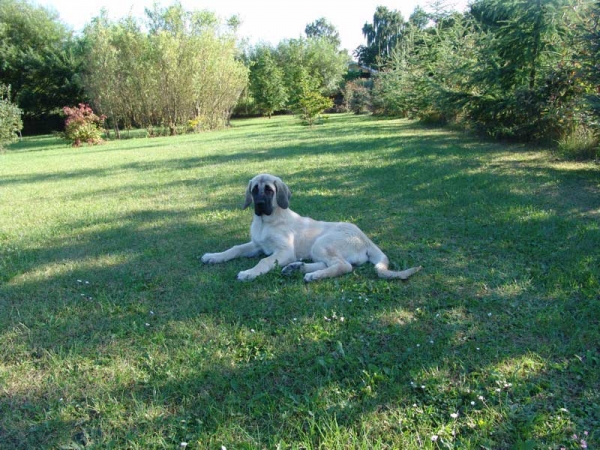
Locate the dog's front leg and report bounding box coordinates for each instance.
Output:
[202,242,262,264]
[237,252,295,281]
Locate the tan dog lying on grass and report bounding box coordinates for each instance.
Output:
[202,174,422,282]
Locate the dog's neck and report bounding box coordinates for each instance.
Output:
[253,207,295,224]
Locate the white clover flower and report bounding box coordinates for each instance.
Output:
[450,412,459,419]
[431,435,439,442]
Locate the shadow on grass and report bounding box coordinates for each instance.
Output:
[0,115,598,448]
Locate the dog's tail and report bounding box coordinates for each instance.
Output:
[368,245,422,280]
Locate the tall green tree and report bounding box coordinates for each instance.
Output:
[249,46,287,117]
[465,0,581,140]
[83,4,248,135]
[305,17,341,48]
[0,0,83,133]
[471,0,568,90]
[355,6,406,68]
[579,0,600,131]
[294,75,333,126]
[276,37,348,107]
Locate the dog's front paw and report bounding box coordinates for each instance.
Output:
[237,270,257,281]
[282,262,304,275]
[201,253,222,264]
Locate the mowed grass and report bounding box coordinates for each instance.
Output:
[0,114,598,449]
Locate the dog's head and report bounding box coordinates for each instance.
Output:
[243,174,291,216]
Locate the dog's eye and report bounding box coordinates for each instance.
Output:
[252,186,258,194]
[264,186,273,194]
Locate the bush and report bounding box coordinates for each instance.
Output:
[62,104,105,147]
[0,84,23,151]
[294,79,333,126]
[344,80,372,114]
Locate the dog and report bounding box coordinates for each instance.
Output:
[201,174,422,282]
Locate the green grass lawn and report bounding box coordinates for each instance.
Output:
[1,114,598,449]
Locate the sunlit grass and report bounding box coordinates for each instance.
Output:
[1,114,598,448]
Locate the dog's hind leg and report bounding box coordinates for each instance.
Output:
[281,261,327,275]
[303,258,352,282]
[301,242,354,282]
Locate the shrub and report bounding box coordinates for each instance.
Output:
[62,104,105,147]
[296,90,333,126]
[294,78,333,126]
[0,84,23,151]
[344,80,372,115]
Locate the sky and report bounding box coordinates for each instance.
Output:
[36,0,469,53]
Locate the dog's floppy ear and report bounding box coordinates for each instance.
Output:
[274,179,291,209]
[243,180,253,209]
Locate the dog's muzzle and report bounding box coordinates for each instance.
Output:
[253,197,272,216]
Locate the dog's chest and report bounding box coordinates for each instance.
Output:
[250,218,289,255]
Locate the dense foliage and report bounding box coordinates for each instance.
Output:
[82,5,247,135]
[62,103,105,146]
[248,46,288,118]
[0,0,84,134]
[0,84,22,150]
[294,77,334,126]
[1,0,599,157]
[244,31,349,120]
[359,0,599,158]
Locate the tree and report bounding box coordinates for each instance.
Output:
[356,7,406,68]
[464,0,581,140]
[82,4,248,135]
[305,18,341,48]
[409,6,430,29]
[294,75,333,126]
[579,0,600,131]
[0,84,22,150]
[249,46,288,117]
[471,0,567,90]
[276,37,348,108]
[0,0,84,133]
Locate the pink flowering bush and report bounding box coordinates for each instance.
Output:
[62,104,106,147]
